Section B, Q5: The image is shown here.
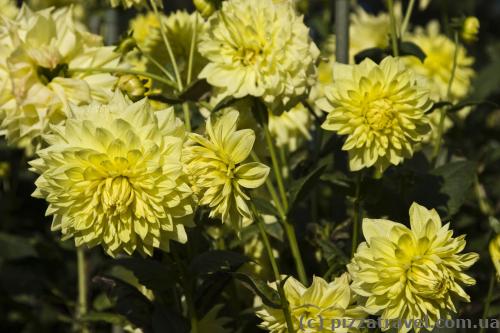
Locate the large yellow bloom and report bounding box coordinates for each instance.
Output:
[0,6,121,153]
[256,274,365,333]
[348,202,479,332]
[198,0,319,112]
[404,21,474,102]
[490,234,500,281]
[183,110,270,231]
[317,57,431,174]
[29,92,196,257]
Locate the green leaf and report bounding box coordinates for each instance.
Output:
[0,233,37,260]
[113,258,177,293]
[152,302,189,333]
[189,250,249,276]
[354,47,389,64]
[211,96,239,113]
[232,272,281,309]
[179,79,211,102]
[431,161,477,216]
[448,100,499,113]
[399,41,427,62]
[252,197,280,217]
[81,312,129,326]
[288,163,328,214]
[253,97,269,126]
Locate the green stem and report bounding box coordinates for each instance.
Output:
[351,173,362,257]
[186,14,199,85]
[479,273,496,333]
[432,32,459,163]
[77,248,90,333]
[401,0,416,37]
[187,290,198,333]
[69,67,178,90]
[283,222,308,285]
[136,45,176,84]
[335,0,350,64]
[387,0,400,56]
[263,123,288,212]
[182,103,192,132]
[150,0,184,91]
[251,204,295,333]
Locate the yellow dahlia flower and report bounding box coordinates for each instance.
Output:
[29,92,196,257]
[256,274,365,333]
[183,110,270,231]
[268,103,312,152]
[198,0,319,112]
[0,6,121,153]
[0,0,18,18]
[404,21,474,102]
[317,57,431,174]
[490,234,500,281]
[461,16,480,43]
[348,202,479,332]
[129,12,161,52]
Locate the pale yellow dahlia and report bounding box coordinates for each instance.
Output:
[317,57,431,173]
[348,203,479,332]
[29,92,196,257]
[256,274,365,333]
[0,6,121,153]
[404,21,474,102]
[268,103,312,152]
[198,0,319,112]
[490,234,500,281]
[0,0,18,18]
[183,110,270,231]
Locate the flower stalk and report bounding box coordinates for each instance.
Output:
[388,0,400,56]
[77,247,90,333]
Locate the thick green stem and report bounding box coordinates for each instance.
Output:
[283,222,307,285]
[136,45,176,83]
[351,173,362,257]
[69,67,177,90]
[479,273,496,333]
[186,14,199,85]
[77,248,90,333]
[335,0,350,64]
[187,290,198,333]
[432,32,459,163]
[150,0,183,91]
[182,103,192,132]
[401,0,416,37]
[387,0,400,56]
[252,205,295,333]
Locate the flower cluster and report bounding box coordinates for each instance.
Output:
[0,6,121,153]
[30,92,195,257]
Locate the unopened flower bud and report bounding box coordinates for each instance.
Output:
[461,16,480,43]
[193,0,218,18]
[117,75,147,101]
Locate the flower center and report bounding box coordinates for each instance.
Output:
[37,63,70,85]
[102,176,135,216]
[235,46,263,66]
[364,99,396,131]
[407,259,449,299]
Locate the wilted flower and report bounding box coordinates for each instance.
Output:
[268,103,312,152]
[348,202,479,332]
[404,21,474,102]
[198,0,319,112]
[183,110,270,231]
[0,0,18,18]
[256,274,365,333]
[490,234,500,281]
[461,16,480,43]
[30,92,196,257]
[317,57,431,174]
[0,6,121,153]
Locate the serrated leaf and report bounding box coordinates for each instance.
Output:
[288,163,328,214]
[0,233,37,260]
[179,79,211,102]
[431,161,477,216]
[232,272,281,309]
[113,258,177,293]
[189,250,249,276]
[400,41,427,62]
